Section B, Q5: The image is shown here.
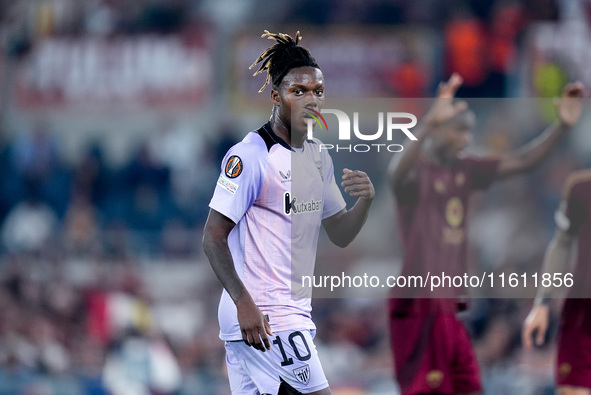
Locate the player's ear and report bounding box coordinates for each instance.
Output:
[271,88,281,106]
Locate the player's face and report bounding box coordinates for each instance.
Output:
[273,66,325,136]
[433,110,474,160]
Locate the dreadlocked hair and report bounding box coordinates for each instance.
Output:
[249,30,319,93]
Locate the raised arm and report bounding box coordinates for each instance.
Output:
[387,73,466,190]
[522,228,574,350]
[202,209,272,352]
[497,82,585,179]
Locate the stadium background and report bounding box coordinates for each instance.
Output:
[0,0,590,394]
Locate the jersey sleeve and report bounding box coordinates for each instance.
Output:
[208,142,265,224]
[321,150,346,220]
[462,156,501,191]
[555,172,589,235]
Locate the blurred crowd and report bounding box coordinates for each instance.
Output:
[0,0,578,97]
[0,120,236,393]
[0,118,234,259]
[0,0,589,394]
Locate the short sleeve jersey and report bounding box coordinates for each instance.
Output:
[555,171,591,297]
[391,154,500,313]
[209,123,346,340]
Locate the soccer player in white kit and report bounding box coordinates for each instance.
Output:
[202,31,375,395]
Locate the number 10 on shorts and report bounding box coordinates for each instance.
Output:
[273,331,312,366]
[269,329,329,390]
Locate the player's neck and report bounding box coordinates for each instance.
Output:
[269,116,305,148]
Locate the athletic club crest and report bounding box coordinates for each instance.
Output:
[293,365,311,385]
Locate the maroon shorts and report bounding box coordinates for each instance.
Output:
[556,298,591,389]
[389,309,481,394]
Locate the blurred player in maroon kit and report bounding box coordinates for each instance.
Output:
[387,73,584,395]
[523,170,591,395]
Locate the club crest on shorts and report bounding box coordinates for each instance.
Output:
[293,364,311,385]
[225,155,243,178]
[426,370,443,389]
[559,362,571,378]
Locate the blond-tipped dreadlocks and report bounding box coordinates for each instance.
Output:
[249,30,319,93]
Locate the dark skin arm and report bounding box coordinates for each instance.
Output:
[322,168,375,248]
[202,209,272,352]
[388,78,585,187]
[496,82,585,179]
[387,73,466,190]
[522,228,574,350]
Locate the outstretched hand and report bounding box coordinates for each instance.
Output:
[556,82,585,126]
[424,73,468,126]
[341,168,374,201]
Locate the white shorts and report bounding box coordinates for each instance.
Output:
[225,329,329,395]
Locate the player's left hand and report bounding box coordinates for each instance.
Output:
[341,168,374,201]
[556,81,585,126]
